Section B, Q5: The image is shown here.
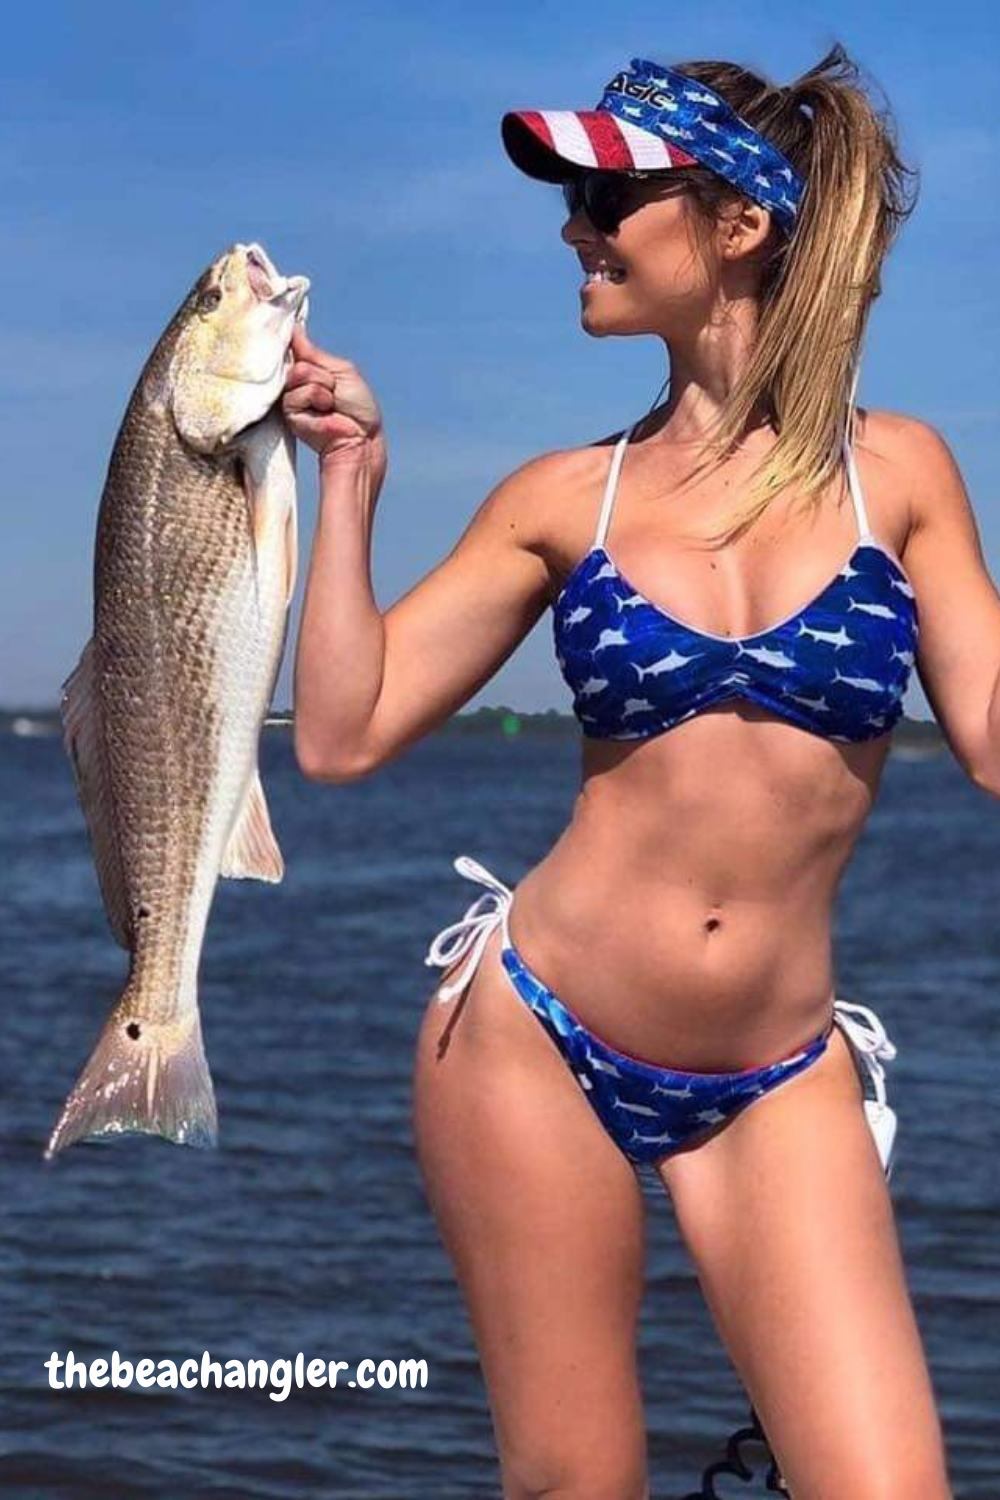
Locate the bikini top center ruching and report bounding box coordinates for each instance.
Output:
[552,419,919,743]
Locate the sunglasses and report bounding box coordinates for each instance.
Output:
[560,170,688,234]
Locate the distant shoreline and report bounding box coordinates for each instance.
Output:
[0,704,946,750]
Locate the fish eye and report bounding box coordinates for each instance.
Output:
[198,287,223,314]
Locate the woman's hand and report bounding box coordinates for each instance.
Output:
[282,325,385,464]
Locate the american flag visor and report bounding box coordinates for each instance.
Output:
[501,57,804,234]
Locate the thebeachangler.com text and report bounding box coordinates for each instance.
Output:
[44,1350,428,1401]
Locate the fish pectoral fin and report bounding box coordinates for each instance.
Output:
[60,640,133,950]
[241,418,297,608]
[284,493,298,606]
[219,766,284,883]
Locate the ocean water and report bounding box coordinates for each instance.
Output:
[1,727,997,1498]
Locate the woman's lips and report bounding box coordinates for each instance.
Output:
[581,272,626,293]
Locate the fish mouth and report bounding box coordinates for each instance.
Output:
[243,243,310,319]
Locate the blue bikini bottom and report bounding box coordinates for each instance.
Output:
[424,856,899,1175]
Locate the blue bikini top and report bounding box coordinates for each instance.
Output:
[553,419,919,744]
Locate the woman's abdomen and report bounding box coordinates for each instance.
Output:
[505,801,849,1073]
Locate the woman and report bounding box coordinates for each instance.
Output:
[287,42,983,1498]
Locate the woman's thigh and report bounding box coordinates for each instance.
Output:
[412,925,650,1500]
[655,1023,952,1499]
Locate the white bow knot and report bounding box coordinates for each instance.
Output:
[833,997,897,1110]
[424,855,513,1004]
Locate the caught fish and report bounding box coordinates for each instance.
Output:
[46,242,310,1159]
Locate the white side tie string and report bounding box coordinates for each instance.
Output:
[424,855,513,1005]
[833,998,898,1111]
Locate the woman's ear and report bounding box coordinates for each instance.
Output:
[721,199,772,259]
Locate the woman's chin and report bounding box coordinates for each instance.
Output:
[579,304,629,337]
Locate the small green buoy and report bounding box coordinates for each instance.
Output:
[501,712,521,737]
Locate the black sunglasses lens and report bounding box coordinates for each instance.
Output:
[562,175,622,233]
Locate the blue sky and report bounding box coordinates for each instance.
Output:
[3,1,997,716]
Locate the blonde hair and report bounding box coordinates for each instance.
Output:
[651,41,919,544]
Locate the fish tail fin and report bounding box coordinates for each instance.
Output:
[44,1002,217,1160]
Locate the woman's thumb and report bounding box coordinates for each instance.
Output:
[289,322,355,373]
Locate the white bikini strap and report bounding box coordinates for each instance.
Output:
[832,998,897,1110]
[424,855,513,1005]
[594,422,640,549]
[841,355,872,542]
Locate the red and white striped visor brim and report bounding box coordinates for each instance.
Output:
[501,109,699,179]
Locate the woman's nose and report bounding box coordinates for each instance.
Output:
[561,213,594,246]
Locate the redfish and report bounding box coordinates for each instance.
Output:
[46,243,309,1158]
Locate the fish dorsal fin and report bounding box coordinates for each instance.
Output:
[60,640,133,950]
[219,767,284,882]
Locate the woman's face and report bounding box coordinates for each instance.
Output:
[560,174,763,341]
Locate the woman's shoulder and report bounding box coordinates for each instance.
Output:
[856,405,949,465]
[502,429,624,481]
[488,432,622,518]
[857,404,962,479]
[857,405,968,543]
[481,433,625,586]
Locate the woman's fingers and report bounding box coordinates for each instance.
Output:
[282,382,336,413]
[280,327,383,456]
[285,359,336,391]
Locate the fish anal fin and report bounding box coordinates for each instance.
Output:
[60,641,133,950]
[219,767,284,883]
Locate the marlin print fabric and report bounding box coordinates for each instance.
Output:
[552,420,919,744]
[500,942,831,1166]
[501,56,805,233]
[597,59,804,231]
[554,540,918,743]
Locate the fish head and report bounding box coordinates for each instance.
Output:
[170,242,310,454]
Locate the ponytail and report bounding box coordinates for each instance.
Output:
[653,42,919,542]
